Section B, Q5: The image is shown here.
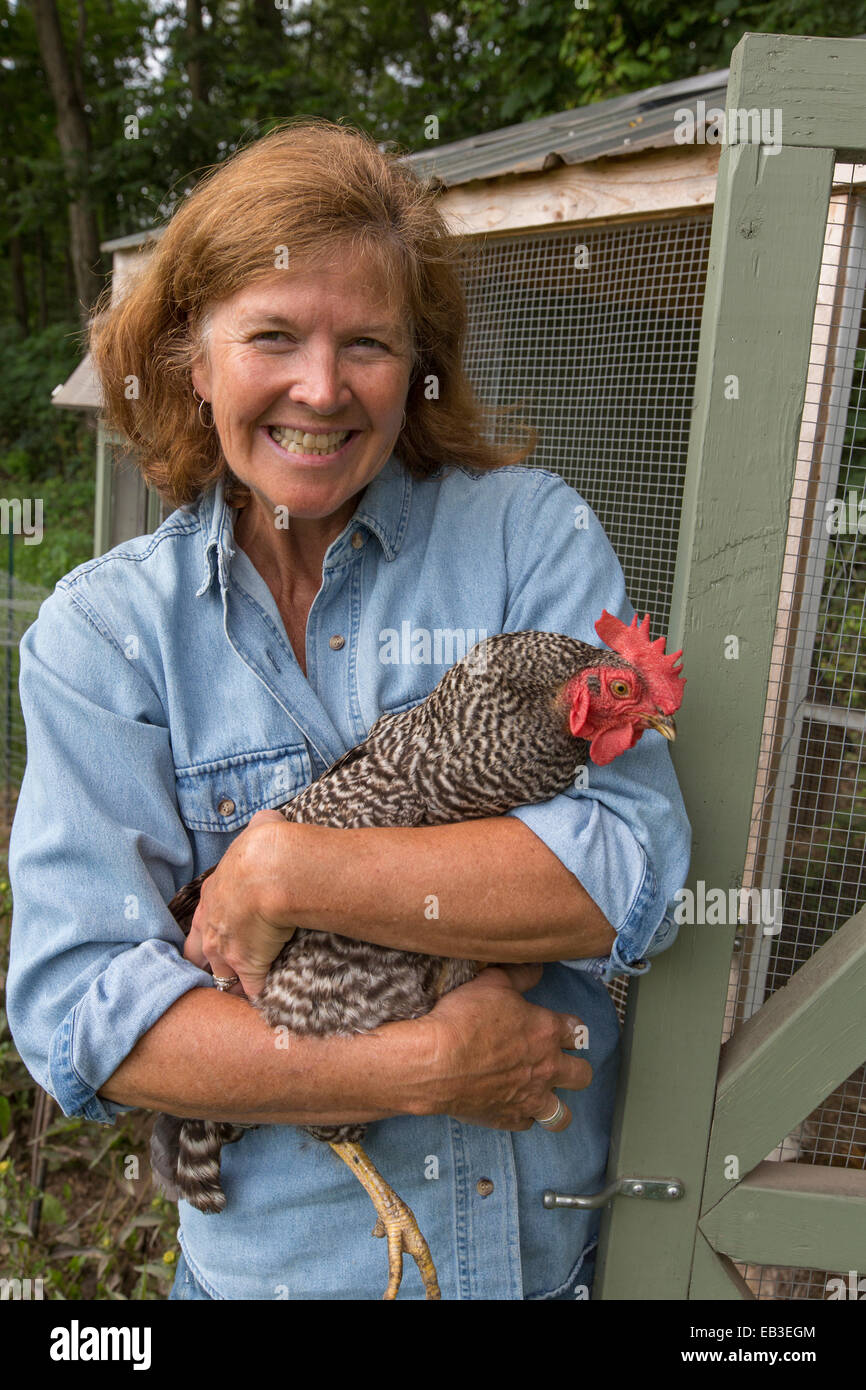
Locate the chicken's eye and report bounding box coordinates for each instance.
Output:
[610,678,631,699]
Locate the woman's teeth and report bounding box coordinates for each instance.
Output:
[268,426,351,455]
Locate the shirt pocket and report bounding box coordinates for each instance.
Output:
[174,743,311,833]
[379,693,428,717]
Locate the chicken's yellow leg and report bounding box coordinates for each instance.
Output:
[329,1140,441,1300]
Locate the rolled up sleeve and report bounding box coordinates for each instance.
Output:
[7,585,212,1123]
[503,470,691,982]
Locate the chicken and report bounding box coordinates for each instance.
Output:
[150,611,685,1299]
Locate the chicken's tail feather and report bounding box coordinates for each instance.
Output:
[173,1118,249,1213]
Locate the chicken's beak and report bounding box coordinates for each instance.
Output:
[642,713,676,741]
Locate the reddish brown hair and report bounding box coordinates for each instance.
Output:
[88,117,537,509]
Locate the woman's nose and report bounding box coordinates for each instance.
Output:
[285,346,350,413]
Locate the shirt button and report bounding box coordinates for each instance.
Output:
[329,635,345,650]
[217,797,236,816]
[351,531,364,549]
[476,1178,494,1197]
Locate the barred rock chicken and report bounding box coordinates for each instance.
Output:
[151,612,685,1299]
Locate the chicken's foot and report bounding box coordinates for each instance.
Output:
[329,1140,441,1300]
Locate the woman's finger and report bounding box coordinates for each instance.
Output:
[559,1013,589,1052]
[204,947,246,998]
[558,1057,593,1094]
[182,923,208,969]
[532,1094,573,1132]
[489,962,543,993]
[226,958,273,1002]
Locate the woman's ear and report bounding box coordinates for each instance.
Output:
[190,311,214,400]
[190,358,211,401]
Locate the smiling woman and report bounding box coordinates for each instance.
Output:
[88,119,535,508]
[186,258,415,649]
[87,120,536,676]
[7,116,690,1301]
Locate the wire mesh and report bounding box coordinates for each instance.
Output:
[457,212,714,1024]
[726,169,866,1300]
[458,214,712,627]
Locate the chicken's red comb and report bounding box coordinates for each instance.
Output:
[594,610,686,714]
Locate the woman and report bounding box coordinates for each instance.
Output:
[7,118,690,1301]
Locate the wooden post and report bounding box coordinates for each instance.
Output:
[592,30,866,1299]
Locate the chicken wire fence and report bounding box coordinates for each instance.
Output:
[456,183,866,1301]
[457,212,712,1031]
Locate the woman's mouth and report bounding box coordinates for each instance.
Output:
[264,425,357,459]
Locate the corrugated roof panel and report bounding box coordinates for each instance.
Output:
[404,67,730,186]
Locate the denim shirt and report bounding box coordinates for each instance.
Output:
[7,453,690,1300]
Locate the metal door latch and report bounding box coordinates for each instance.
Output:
[543,1177,684,1210]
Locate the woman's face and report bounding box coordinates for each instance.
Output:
[190,254,414,525]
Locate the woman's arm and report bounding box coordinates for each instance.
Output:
[184,812,615,999]
[280,818,615,960]
[98,963,591,1131]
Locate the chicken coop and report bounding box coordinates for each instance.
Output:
[52,30,866,1300]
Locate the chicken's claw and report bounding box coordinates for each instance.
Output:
[330,1140,441,1300]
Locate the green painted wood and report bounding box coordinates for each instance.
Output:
[725,33,866,163]
[594,35,837,1298]
[703,905,866,1211]
[689,1230,755,1300]
[700,1162,866,1270]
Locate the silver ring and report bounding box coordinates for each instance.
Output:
[535,1098,566,1129]
[212,974,239,992]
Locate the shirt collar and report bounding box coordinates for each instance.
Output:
[195,450,413,597]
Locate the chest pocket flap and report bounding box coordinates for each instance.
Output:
[379,693,428,717]
[175,744,310,832]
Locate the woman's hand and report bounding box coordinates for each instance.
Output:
[404,964,592,1133]
[183,809,299,999]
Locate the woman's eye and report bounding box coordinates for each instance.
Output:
[252,333,386,349]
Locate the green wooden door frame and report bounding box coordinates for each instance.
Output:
[589,32,866,1299]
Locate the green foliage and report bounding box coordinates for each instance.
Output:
[0,320,95,590]
[4,468,96,590]
[467,0,866,110]
[0,322,93,482]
